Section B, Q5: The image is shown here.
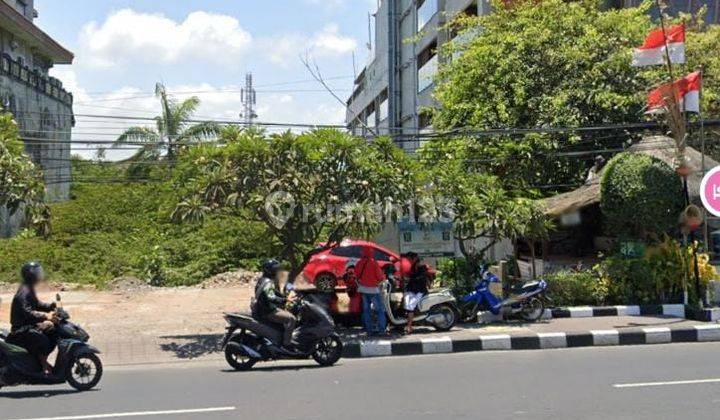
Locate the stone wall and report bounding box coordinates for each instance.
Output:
[0,30,73,237]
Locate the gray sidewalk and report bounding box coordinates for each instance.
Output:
[93,315,711,366]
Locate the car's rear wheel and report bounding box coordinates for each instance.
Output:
[314,273,337,293]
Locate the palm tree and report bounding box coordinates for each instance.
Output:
[115,83,220,161]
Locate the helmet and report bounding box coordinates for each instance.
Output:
[261,259,281,278]
[21,262,44,285]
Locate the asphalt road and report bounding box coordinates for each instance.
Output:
[3,343,720,420]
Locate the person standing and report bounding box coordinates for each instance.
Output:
[403,252,429,335]
[355,246,387,335]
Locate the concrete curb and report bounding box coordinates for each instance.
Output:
[341,325,720,358]
[544,304,686,319]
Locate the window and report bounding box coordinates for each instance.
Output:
[330,246,363,258]
[367,110,377,128]
[377,89,389,122]
[16,0,27,16]
[417,0,437,32]
[417,41,438,93]
[374,249,393,262]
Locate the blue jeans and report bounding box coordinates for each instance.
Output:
[361,293,386,334]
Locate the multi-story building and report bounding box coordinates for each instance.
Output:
[346,0,720,150]
[346,0,486,151]
[0,0,74,237]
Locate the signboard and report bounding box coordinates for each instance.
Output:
[398,221,456,257]
[700,166,720,217]
[620,241,646,258]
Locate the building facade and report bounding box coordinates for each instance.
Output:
[0,0,74,237]
[347,0,486,151]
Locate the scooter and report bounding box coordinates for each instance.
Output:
[459,265,548,323]
[380,267,458,332]
[221,285,343,371]
[0,295,103,392]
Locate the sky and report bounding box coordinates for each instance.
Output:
[34,0,378,159]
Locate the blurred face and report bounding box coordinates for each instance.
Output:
[36,268,46,284]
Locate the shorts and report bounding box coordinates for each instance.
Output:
[403,292,425,312]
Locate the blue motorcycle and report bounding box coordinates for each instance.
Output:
[459,266,548,323]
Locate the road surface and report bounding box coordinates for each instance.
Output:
[2,343,720,419]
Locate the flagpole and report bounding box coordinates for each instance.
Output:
[654,0,698,304]
[655,0,677,88]
[699,65,708,306]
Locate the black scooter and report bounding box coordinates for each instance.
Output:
[0,295,103,392]
[221,285,342,371]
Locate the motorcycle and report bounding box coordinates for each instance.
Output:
[459,265,548,323]
[221,285,343,371]
[0,295,103,392]
[380,266,459,332]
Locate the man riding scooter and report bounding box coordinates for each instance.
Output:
[7,262,58,376]
[253,259,297,352]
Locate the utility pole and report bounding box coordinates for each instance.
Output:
[240,72,257,126]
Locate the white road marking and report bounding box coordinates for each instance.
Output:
[613,378,720,388]
[7,406,237,420]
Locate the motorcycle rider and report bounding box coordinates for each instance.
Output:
[7,262,58,375]
[254,259,296,349]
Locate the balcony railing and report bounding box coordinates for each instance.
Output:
[0,54,73,106]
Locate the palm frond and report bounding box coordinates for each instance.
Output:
[178,122,221,143]
[173,97,201,127]
[115,126,161,145]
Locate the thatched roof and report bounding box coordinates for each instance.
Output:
[541,135,718,217]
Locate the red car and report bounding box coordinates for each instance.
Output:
[302,239,436,292]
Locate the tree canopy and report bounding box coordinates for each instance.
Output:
[431,0,720,189]
[173,128,419,279]
[0,113,50,236]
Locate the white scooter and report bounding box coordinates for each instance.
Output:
[379,268,458,332]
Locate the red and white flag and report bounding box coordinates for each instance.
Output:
[647,71,702,114]
[632,24,685,67]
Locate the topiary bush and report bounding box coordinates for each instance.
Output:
[600,153,684,239]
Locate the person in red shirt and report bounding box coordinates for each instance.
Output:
[355,246,387,335]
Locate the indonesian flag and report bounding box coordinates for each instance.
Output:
[632,24,685,67]
[647,71,702,114]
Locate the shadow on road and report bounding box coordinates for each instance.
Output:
[222,363,328,373]
[0,388,85,399]
[159,334,223,359]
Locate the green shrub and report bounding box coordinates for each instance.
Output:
[546,270,607,307]
[437,257,478,298]
[0,178,271,287]
[600,153,684,239]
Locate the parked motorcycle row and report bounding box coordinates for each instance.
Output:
[0,265,548,390]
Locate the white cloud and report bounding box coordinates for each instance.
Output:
[79,9,253,68]
[49,69,346,160]
[265,24,358,66]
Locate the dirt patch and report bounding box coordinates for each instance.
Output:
[198,269,259,289]
[0,281,96,294]
[106,276,152,292]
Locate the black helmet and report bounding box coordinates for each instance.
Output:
[261,259,281,278]
[21,262,44,285]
